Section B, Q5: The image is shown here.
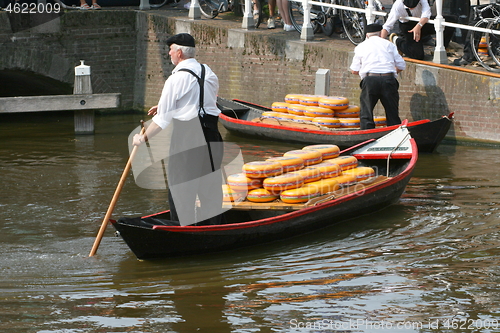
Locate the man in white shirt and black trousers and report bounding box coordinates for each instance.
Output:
[133,33,224,226]
[350,23,406,130]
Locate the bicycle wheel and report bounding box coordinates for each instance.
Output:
[150,0,168,8]
[288,0,320,33]
[486,19,500,70]
[199,0,220,18]
[240,0,262,28]
[340,0,366,45]
[470,19,500,72]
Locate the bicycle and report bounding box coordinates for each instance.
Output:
[149,0,220,18]
[469,3,500,72]
[288,0,385,45]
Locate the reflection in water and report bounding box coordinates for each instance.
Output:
[1,114,500,332]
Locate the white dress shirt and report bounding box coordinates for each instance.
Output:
[350,36,406,79]
[153,58,220,129]
[382,0,431,34]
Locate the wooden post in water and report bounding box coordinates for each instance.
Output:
[74,61,94,135]
[315,69,330,96]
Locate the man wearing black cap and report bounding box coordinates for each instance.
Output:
[132,33,224,226]
[350,23,406,130]
[381,0,455,60]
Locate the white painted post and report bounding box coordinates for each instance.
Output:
[300,0,314,41]
[139,0,150,10]
[315,69,330,95]
[189,0,201,19]
[366,0,375,24]
[432,0,447,64]
[74,61,94,135]
[242,0,255,29]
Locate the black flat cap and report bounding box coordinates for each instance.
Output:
[166,33,196,47]
[365,23,382,33]
[403,0,420,8]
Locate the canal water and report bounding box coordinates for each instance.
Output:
[1,112,500,332]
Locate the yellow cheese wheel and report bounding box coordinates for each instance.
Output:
[287,104,308,116]
[312,117,341,128]
[298,95,324,106]
[318,96,349,110]
[284,94,303,104]
[338,118,361,128]
[284,149,323,166]
[329,156,358,171]
[374,116,387,127]
[242,161,283,178]
[335,105,360,118]
[303,106,335,118]
[343,167,376,181]
[293,115,315,123]
[246,188,279,203]
[222,184,246,202]
[263,173,305,193]
[289,167,322,183]
[271,102,291,113]
[302,144,340,159]
[280,186,321,204]
[226,173,263,191]
[303,178,340,195]
[266,156,305,173]
[276,113,296,121]
[261,111,280,119]
[308,162,342,178]
[330,173,358,187]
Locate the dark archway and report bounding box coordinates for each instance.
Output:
[0,69,72,97]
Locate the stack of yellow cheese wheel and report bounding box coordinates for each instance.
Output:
[242,161,283,178]
[283,149,323,166]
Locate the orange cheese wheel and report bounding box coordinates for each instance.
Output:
[289,167,322,183]
[330,174,358,187]
[308,162,342,178]
[302,144,340,159]
[293,115,315,123]
[287,104,308,116]
[242,161,283,178]
[284,149,323,166]
[280,186,320,204]
[261,111,280,119]
[318,96,349,110]
[343,167,376,181]
[298,95,324,106]
[374,116,387,127]
[312,117,341,128]
[329,156,358,171]
[271,102,291,113]
[338,118,360,128]
[246,188,279,203]
[335,105,360,118]
[266,156,305,173]
[284,94,303,104]
[226,173,263,191]
[303,178,340,195]
[303,106,335,118]
[222,184,246,202]
[263,173,304,193]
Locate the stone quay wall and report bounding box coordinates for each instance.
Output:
[1,9,500,144]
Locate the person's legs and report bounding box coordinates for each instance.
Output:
[268,0,276,28]
[359,77,379,130]
[379,76,401,126]
[396,21,425,60]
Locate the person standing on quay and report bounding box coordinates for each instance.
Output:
[350,23,406,130]
[133,33,224,226]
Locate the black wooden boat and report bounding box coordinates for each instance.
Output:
[112,126,418,259]
[217,98,453,153]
